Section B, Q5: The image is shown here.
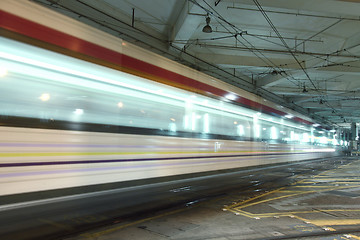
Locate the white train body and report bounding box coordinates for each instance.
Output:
[0,1,337,197]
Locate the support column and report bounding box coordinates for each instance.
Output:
[351,122,358,140]
[351,122,358,152]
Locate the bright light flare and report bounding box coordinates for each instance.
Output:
[39,93,50,102]
[254,124,260,138]
[0,66,8,77]
[302,148,336,152]
[270,126,277,139]
[74,109,84,115]
[225,93,237,101]
[237,125,244,136]
[169,122,176,132]
[203,113,209,133]
[117,102,124,108]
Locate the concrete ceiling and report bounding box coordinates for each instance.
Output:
[33,0,360,128]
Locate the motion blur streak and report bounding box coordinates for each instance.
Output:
[0,0,339,199]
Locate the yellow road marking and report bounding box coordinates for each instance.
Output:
[293,185,336,188]
[300,181,360,185]
[224,187,286,209]
[231,185,359,210]
[86,159,360,238]
[226,159,360,229]
[292,215,310,222]
[233,191,318,209]
[315,174,360,177]
[302,178,360,181]
[348,234,360,240]
[309,219,360,226]
[230,209,360,218]
[294,185,360,190]
[325,227,336,231]
[277,190,310,193]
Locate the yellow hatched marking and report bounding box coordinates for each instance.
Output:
[226,159,360,230]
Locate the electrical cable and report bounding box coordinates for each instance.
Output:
[252,0,317,89]
[201,0,310,89]
[252,0,342,125]
[189,0,336,125]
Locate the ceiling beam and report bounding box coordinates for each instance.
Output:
[256,71,305,87]
[300,102,335,109]
[256,74,285,87]
[169,1,204,49]
[196,53,305,70]
[315,62,360,75]
[300,100,360,109]
[190,43,360,59]
[264,84,360,95]
[288,96,317,104]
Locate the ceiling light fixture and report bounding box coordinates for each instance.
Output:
[302,85,308,93]
[202,16,212,33]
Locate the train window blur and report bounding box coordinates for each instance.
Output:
[0,37,335,145]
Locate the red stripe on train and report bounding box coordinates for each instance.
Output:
[0,9,313,125]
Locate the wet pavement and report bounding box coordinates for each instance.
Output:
[64,157,360,240]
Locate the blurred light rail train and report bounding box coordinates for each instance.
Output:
[0,1,338,198]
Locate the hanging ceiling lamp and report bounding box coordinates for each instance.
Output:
[302,85,308,93]
[202,16,212,33]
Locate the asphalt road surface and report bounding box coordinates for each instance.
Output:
[0,157,350,240]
